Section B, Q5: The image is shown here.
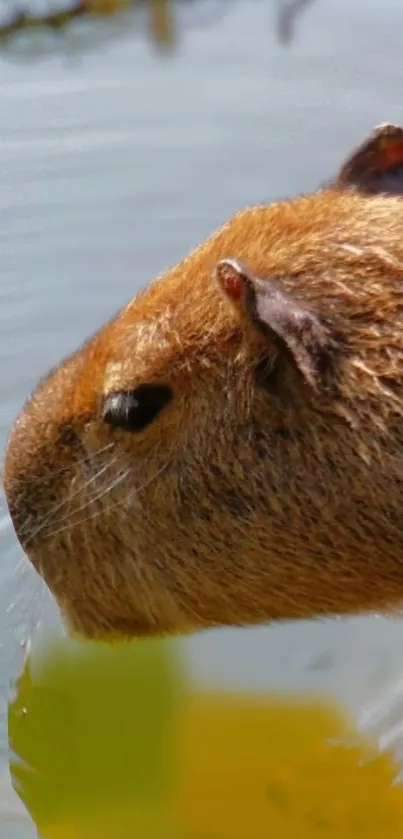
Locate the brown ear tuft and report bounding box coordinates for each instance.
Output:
[336,123,403,195]
[215,258,247,304]
[214,258,336,391]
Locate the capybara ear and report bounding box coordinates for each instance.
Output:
[336,123,403,195]
[214,258,333,390]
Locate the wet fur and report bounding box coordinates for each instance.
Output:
[5,128,403,640]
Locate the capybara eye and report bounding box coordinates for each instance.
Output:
[101,384,172,432]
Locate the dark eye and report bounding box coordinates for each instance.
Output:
[101,384,172,432]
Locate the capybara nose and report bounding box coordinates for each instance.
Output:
[3,351,96,557]
[4,403,81,556]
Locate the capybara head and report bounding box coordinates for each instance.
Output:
[5,123,403,640]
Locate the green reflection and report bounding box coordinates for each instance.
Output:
[8,635,185,835]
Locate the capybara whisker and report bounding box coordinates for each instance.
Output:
[20,454,122,548]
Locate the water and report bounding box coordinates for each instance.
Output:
[2,0,403,833]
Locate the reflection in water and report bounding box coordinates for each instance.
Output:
[9,637,185,838]
[7,638,403,838]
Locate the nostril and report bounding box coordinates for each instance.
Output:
[58,424,80,449]
[3,419,83,550]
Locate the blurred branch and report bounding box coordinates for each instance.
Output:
[0,0,89,40]
[0,0,318,53]
[0,0,176,48]
[149,0,175,49]
[275,0,317,44]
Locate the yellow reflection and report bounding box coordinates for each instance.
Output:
[8,637,403,838]
[177,694,403,839]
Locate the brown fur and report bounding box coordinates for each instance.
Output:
[5,124,403,640]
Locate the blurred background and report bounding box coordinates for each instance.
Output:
[2,1,403,836]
